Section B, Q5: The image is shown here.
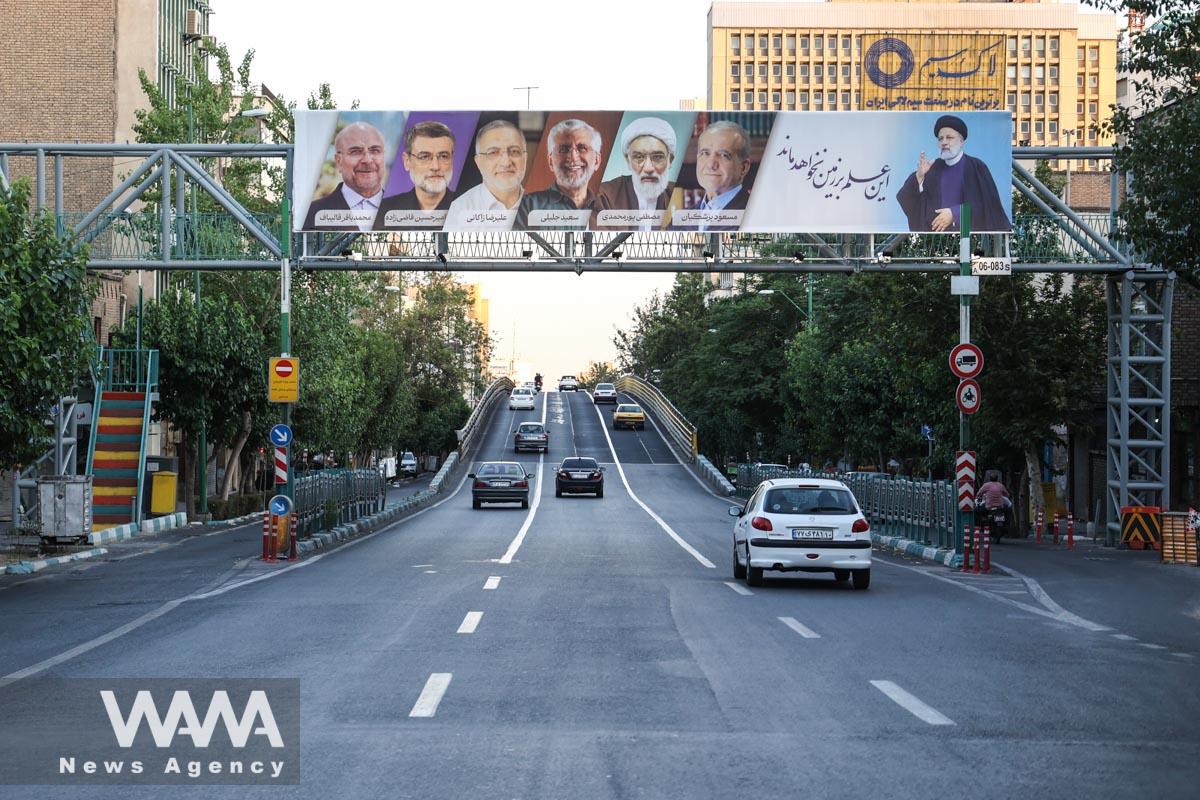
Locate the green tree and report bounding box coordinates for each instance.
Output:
[579,361,619,389]
[1093,1,1200,283]
[0,181,97,470]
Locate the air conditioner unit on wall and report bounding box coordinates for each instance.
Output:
[184,9,202,41]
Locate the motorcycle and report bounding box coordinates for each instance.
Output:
[975,503,1011,542]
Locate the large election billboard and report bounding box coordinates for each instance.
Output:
[293,110,1013,234]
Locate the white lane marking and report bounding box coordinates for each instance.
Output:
[724,581,752,596]
[594,403,715,569]
[0,599,185,689]
[483,576,501,590]
[1112,633,1138,641]
[634,394,739,505]
[413,564,433,568]
[1137,643,1167,650]
[409,673,453,718]
[562,391,579,456]
[778,616,821,639]
[874,558,1112,632]
[498,396,548,565]
[1172,653,1195,659]
[991,562,1109,631]
[870,680,955,726]
[637,435,657,464]
[457,611,483,634]
[423,570,437,574]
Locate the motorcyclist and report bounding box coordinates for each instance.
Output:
[976,470,1012,536]
[534,373,543,391]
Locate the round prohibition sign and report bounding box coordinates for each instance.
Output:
[949,343,984,380]
[956,379,982,415]
[274,358,295,378]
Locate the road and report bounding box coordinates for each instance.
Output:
[0,389,1196,798]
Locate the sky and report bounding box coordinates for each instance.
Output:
[214,0,733,380]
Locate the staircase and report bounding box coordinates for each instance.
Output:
[86,349,158,533]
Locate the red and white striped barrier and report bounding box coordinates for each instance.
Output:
[1052,513,1060,545]
[982,527,991,573]
[1067,512,1075,549]
[962,524,973,572]
[1035,510,1044,544]
[973,527,982,574]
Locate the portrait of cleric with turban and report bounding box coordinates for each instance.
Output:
[896,114,1011,233]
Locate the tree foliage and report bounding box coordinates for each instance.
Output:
[0,181,97,470]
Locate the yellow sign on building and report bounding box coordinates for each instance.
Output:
[861,33,1006,112]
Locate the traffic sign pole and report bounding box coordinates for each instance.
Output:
[956,203,972,560]
[280,199,293,506]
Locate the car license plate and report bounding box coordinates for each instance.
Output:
[493,481,510,487]
[570,472,589,479]
[791,528,833,540]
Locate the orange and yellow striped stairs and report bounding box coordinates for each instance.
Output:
[92,391,147,532]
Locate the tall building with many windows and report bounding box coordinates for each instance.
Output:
[708,0,1120,170]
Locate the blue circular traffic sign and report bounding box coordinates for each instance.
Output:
[269,494,293,516]
[269,424,293,447]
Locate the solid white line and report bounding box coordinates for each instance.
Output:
[409,673,453,718]
[457,611,483,634]
[1172,653,1195,659]
[498,396,548,565]
[1137,642,1167,650]
[483,576,501,590]
[779,616,821,639]
[594,403,716,569]
[724,581,752,596]
[991,561,1110,631]
[1111,633,1137,641]
[870,680,955,726]
[634,394,739,505]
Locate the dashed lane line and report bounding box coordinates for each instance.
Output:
[779,617,821,639]
[593,403,715,569]
[409,673,453,718]
[457,612,483,634]
[483,576,501,590]
[870,680,955,726]
[724,581,752,596]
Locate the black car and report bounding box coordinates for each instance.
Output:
[470,462,533,509]
[555,457,604,498]
[513,421,549,453]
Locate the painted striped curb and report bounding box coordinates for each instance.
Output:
[871,532,960,567]
[88,522,140,545]
[696,455,736,495]
[6,547,109,574]
[140,512,187,534]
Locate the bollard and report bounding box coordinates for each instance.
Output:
[962,524,972,572]
[1052,513,1060,545]
[973,527,982,574]
[1036,510,1044,544]
[983,529,991,573]
[289,511,298,560]
[1067,512,1074,550]
[261,512,271,561]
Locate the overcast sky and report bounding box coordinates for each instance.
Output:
[214,0,738,380]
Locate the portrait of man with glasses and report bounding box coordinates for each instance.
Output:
[374,120,458,230]
[445,119,529,230]
[593,116,678,231]
[302,121,389,231]
[515,117,605,231]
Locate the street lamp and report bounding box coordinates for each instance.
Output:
[755,287,813,325]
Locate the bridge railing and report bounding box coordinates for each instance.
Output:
[615,375,734,495]
[734,466,957,551]
[457,377,515,458]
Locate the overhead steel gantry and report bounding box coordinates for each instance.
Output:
[0,141,1176,535]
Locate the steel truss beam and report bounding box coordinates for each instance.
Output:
[1105,272,1175,544]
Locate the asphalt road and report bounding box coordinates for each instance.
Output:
[0,389,1197,799]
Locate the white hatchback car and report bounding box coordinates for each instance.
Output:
[508,387,536,410]
[729,477,872,589]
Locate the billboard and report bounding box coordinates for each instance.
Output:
[293,110,1013,234]
[860,33,1006,112]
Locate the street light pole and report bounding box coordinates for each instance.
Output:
[755,287,812,325]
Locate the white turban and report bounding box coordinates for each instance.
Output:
[621,117,677,159]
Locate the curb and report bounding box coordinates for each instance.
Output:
[696,454,736,496]
[291,483,449,557]
[871,532,961,568]
[88,512,189,545]
[5,547,109,575]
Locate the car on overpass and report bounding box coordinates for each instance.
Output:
[730,477,872,590]
[509,387,535,410]
[555,457,605,498]
[612,403,645,430]
[513,422,549,454]
[470,462,533,509]
[591,382,617,404]
[558,375,579,391]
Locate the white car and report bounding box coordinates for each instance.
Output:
[729,477,872,589]
[399,451,418,477]
[522,381,539,394]
[509,387,536,410]
[591,382,617,404]
[558,375,579,391]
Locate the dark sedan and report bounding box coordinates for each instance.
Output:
[555,457,604,498]
[470,462,533,509]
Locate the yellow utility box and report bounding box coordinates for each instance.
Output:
[150,471,177,515]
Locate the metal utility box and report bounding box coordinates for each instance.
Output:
[37,475,93,542]
[143,456,179,515]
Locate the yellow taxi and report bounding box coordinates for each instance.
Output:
[612,403,646,431]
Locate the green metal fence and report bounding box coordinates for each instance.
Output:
[293,468,385,538]
[735,466,957,551]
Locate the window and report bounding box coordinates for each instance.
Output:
[786,90,795,104]
[1077,47,1085,62]
[772,91,781,106]
[1021,92,1031,108]
[827,90,836,105]
[1049,65,1058,85]
[758,91,767,105]
[1089,74,1098,88]
[841,91,850,105]
[814,92,823,106]
[1034,120,1044,135]
[1088,101,1097,115]
[787,34,795,53]
[1089,127,1097,141]
[759,35,768,52]
[855,64,861,80]
[1036,36,1045,55]
[815,36,823,53]
[854,91,860,106]
[1077,101,1084,115]
[1007,36,1017,55]
[842,63,851,81]
[1050,36,1059,55]
[1021,65,1031,85]
[827,35,836,50]
[1035,92,1044,108]
[1035,65,1044,85]
[1049,120,1058,135]
[731,63,740,80]
[1007,65,1017,83]
[830,63,839,83]
[1020,119,1030,133]
[730,90,739,106]
[744,91,753,104]
[1049,91,1058,109]
[1021,36,1031,53]
[800,35,809,54]
[814,63,823,80]
[800,63,809,83]
[1088,46,1098,62]
[1007,92,1016,111]
[772,35,782,54]
[773,62,782,79]
[786,63,795,82]
[799,91,809,104]
[856,35,862,53]
[842,35,851,54]
[731,34,740,53]
[759,62,767,79]
[1077,74,1085,88]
